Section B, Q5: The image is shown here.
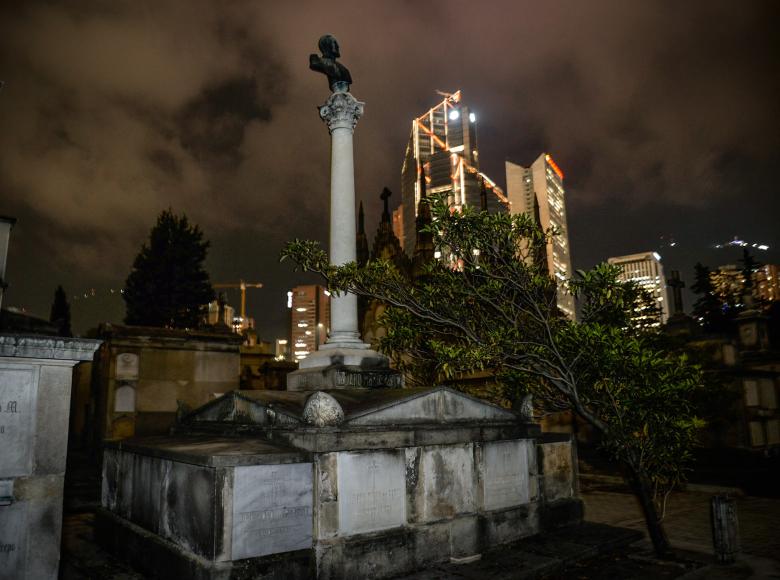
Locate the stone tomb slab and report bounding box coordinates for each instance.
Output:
[337,450,406,535]
[0,367,36,477]
[483,440,530,511]
[231,463,313,560]
[0,501,28,580]
[419,444,476,522]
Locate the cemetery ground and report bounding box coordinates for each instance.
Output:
[59,450,780,579]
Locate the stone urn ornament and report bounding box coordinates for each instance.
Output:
[302,391,345,427]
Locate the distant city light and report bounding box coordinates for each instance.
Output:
[448,109,460,120]
[469,112,476,123]
[714,236,770,251]
[286,291,293,308]
[653,252,662,261]
[295,307,307,312]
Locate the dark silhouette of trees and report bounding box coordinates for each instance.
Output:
[691,262,730,333]
[124,209,214,329]
[49,285,72,337]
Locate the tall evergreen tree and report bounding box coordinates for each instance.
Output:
[739,248,762,296]
[691,262,729,333]
[49,285,72,337]
[124,209,214,328]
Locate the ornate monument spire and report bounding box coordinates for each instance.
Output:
[371,188,408,272]
[356,201,369,267]
[668,270,686,316]
[413,164,435,277]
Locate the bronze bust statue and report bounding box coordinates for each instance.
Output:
[309,34,352,92]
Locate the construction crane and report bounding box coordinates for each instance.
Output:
[213,280,263,323]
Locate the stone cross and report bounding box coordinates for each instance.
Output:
[668,270,685,315]
[312,37,366,349]
[380,187,392,221]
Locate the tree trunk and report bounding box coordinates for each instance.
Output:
[626,468,672,558]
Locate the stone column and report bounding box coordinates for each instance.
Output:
[286,88,402,390]
[318,89,366,349]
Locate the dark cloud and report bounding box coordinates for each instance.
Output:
[1,0,778,338]
[179,76,272,165]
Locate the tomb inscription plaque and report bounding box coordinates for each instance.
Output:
[0,368,36,477]
[115,353,139,380]
[338,450,405,535]
[483,440,529,511]
[231,463,313,560]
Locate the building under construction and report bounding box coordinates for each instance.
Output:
[396,90,508,256]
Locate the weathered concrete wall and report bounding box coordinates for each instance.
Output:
[68,361,93,448]
[99,437,315,578]
[97,388,582,580]
[92,325,241,442]
[312,438,546,578]
[0,335,100,580]
[539,438,576,502]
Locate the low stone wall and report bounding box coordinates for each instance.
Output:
[98,431,581,579]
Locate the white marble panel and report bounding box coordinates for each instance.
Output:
[420,444,475,521]
[483,440,530,511]
[0,501,28,580]
[231,463,312,560]
[337,450,405,535]
[0,367,36,477]
[114,384,136,413]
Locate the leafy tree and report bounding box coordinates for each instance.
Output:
[283,195,704,557]
[573,263,662,331]
[49,285,72,337]
[739,248,761,293]
[124,209,214,328]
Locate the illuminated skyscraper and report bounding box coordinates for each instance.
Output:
[506,154,575,319]
[288,285,330,362]
[607,252,670,326]
[398,90,508,255]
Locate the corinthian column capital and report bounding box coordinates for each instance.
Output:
[319,90,364,132]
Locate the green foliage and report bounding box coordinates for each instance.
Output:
[571,263,662,331]
[49,284,72,337]
[284,195,705,496]
[124,209,214,329]
[283,194,707,515]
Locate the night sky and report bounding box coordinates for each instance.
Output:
[1,1,778,340]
